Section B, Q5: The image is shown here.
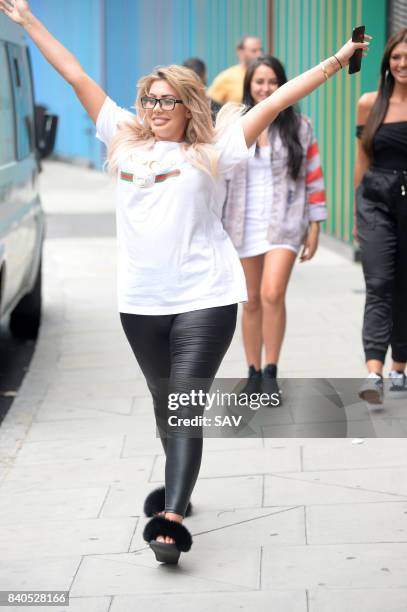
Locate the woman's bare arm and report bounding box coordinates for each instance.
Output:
[354,92,376,188]
[242,37,371,147]
[0,0,106,123]
[352,92,375,240]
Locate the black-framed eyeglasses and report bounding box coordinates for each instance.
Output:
[141,96,184,111]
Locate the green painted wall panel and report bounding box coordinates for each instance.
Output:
[272,0,387,243]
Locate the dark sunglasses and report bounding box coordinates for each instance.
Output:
[141,96,184,111]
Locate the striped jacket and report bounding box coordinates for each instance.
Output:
[222,114,327,250]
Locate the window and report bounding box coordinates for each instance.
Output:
[6,43,35,160]
[0,42,16,165]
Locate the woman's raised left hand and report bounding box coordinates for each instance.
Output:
[335,34,372,67]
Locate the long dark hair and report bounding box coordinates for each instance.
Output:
[362,28,407,160]
[242,56,303,180]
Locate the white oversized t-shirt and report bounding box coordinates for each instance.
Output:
[96,96,253,315]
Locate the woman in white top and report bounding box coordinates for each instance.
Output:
[1,0,370,564]
[223,56,328,402]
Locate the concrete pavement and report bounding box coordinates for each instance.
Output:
[0,161,406,611]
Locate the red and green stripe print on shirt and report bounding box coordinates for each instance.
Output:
[120,169,181,184]
[120,171,133,182]
[154,170,181,183]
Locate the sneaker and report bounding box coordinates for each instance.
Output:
[239,365,262,401]
[389,370,407,392]
[262,363,282,407]
[358,373,384,405]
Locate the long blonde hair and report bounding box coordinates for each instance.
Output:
[106,64,245,178]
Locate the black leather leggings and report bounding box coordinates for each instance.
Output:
[357,166,407,363]
[120,304,237,516]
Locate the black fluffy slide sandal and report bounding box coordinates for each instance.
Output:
[143,515,193,564]
[143,486,193,517]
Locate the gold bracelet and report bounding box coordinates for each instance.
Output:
[319,61,329,81]
[327,56,341,73]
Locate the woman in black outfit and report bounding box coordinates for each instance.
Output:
[355,28,407,404]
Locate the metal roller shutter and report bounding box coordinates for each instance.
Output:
[388,0,407,34]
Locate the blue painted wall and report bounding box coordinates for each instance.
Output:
[28,0,104,166]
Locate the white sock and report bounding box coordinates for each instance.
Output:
[389,370,404,379]
[367,372,382,379]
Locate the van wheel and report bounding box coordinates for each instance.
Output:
[9,260,42,340]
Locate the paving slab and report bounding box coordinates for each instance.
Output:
[309,587,407,612]
[0,517,137,560]
[306,500,407,544]
[264,472,406,506]
[281,466,407,498]
[6,598,111,612]
[13,436,126,465]
[302,439,407,471]
[151,446,301,481]
[34,398,135,421]
[2,455,155,490]
[101,474,263,518]
[24,414,155,442]
[179,505,306,548]
[110,591,307,612]
[0,555,80,590]
[261,543,407,589]
[0,486,108,522]
[70,547,261,596]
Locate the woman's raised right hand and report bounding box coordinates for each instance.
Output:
[0,0,32,26]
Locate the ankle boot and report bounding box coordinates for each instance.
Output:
[239,365,262,399]
[262,363,282,406]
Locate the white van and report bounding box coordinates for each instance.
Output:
[0,14,56,338]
